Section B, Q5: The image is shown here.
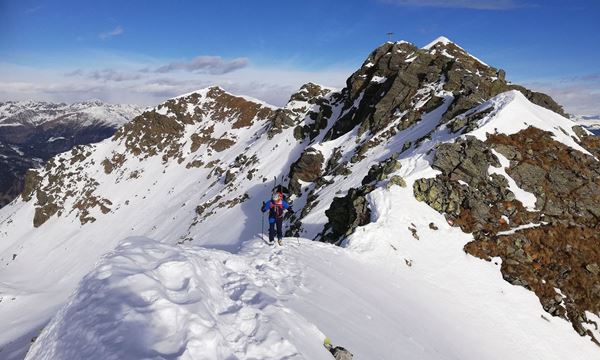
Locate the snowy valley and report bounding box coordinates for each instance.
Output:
[0,37,599,359]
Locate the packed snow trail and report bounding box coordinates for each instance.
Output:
[25,237,329,360]
[25,184,600,360]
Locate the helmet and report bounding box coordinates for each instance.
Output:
[272,192,282,202]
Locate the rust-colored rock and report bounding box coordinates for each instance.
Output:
[415,127,600,343]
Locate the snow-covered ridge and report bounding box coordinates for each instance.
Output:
[0,100,142,128]
[422,35,489,66]
[466,90,591,155]
[422,35,455,50]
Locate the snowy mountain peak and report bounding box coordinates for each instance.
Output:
[169,86,279,111]
[384,39,415,46]
[422,35,454,49]
[421,35,488,67]
[171,85,226,101]
[73,99,104,107]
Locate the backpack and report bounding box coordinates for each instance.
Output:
[270,195,285,219]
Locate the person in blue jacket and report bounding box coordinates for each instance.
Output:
[261,191,293,245]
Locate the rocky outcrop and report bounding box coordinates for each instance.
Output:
[25,145,115,227]
[362,156,402,185]
[414,128,600,343]
[286,83,336,141]
[414,137,530,232]
[325,42,431,141]
[321,188,372,245]
[288,148,324,195]
[324,40,563,144]
[319,155,404,244]
[267,110,296,139]
[115,87,275,163]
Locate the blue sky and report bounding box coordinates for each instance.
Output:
[1,0,599,113]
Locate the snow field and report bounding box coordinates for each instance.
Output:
[26,237,332,360]
[25,185,600,359]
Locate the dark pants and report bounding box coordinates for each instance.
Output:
[269,217,283,242]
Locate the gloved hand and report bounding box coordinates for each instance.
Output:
[261,201,267,213]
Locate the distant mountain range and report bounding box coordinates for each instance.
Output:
[0,100,142,207]
[572,114,600,135]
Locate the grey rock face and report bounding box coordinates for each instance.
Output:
[362,156,402,185]
[413,136,519,231]
[285,83,336,141]
[322,188,372,245]
[432,136,500,182]
[288,148,325,195]
[324,40,564,144]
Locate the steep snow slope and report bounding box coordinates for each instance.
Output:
[0,38,598,358]
[26,186,600,359]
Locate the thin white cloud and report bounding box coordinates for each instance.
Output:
[3,51,597,116]
[0,58,351,107]
[379,0,521,10]
[154,56,249,75]
[0,81,103,94]
[66,68,141,82]
[525,74,600,116]
[25,4,44,14]
[99,25,124,40]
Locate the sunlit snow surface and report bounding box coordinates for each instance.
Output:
[27,187,600,359]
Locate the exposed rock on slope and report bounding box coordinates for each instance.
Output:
[323,37,563,143]
[288,148,324,195]
[415,108,600,343]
